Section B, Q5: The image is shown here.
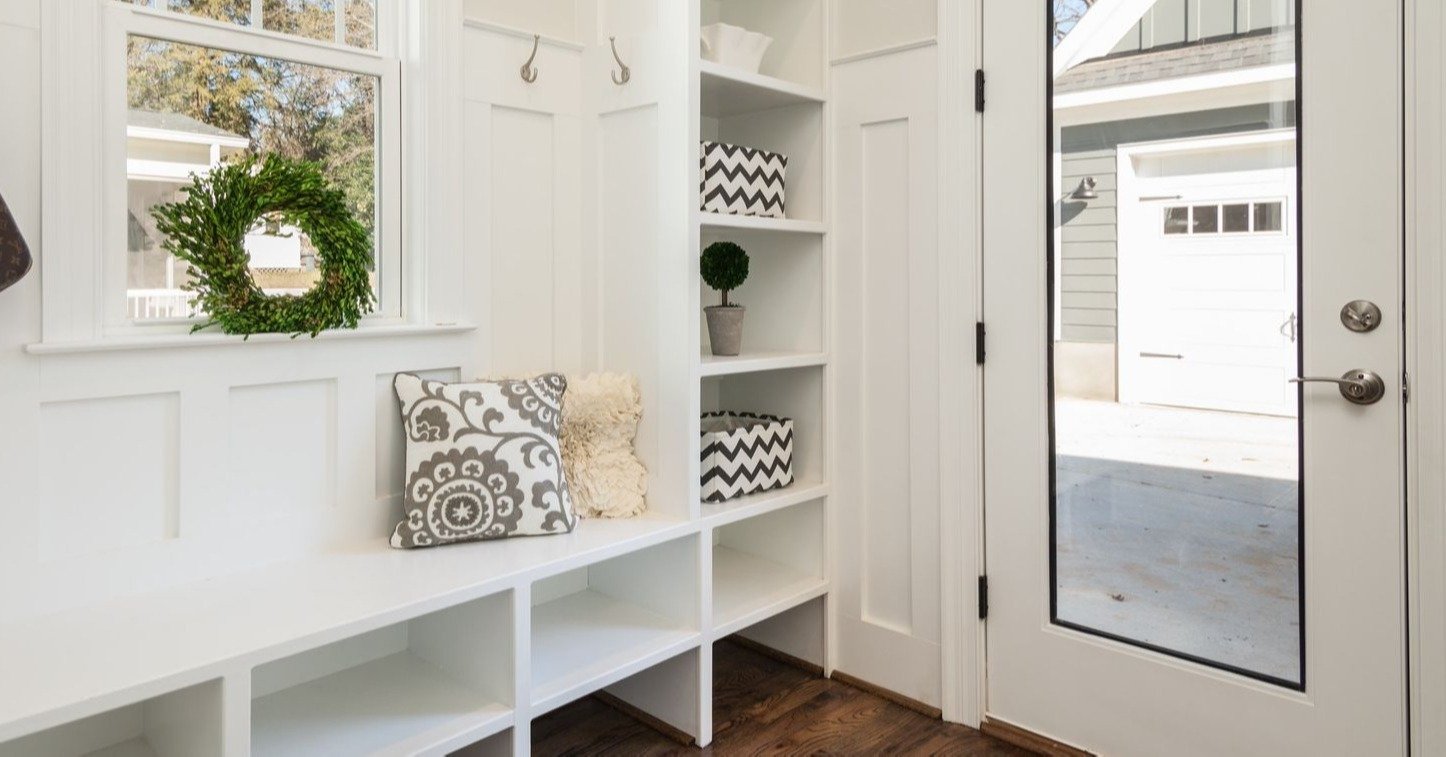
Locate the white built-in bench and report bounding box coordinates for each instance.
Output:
[0,494,828,756]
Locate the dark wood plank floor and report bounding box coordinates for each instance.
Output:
[531,640,1033,756]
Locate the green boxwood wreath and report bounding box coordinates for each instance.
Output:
[152,154,376,337]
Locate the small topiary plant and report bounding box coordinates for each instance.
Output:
[701,241,749,307]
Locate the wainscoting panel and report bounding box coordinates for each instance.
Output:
[228,379,338,521]
[38,392,180,561]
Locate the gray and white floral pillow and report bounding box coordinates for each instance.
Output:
[391,372,577,549]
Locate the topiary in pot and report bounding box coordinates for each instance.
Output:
[701,240,749,356]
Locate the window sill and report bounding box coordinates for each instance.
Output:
[24,323,476,356]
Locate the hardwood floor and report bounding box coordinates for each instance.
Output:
[531,639,1034,756]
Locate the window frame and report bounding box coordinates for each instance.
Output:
[41,0,407,343]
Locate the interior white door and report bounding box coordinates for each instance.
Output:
[983,2,1406,755]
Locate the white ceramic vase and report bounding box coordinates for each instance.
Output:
[700,23,773,74]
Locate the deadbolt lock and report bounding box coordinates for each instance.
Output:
[1340,300,1382,333]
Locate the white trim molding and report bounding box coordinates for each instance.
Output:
[1407,1,1444,754]
[1055,63,1295,127]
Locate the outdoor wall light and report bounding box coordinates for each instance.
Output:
[1071,176,1099,200]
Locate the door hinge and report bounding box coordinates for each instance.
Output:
[978,575,989,620]
[1404,370,1411,403]
[976,322,986,365]
[974,69,986,113]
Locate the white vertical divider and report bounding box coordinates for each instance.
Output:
[698,527,716,743]
[220,673,250,757]
[512,583,532,757]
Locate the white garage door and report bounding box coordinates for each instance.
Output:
[1117,132,1298,417]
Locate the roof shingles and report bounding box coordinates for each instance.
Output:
[1056,28,1295,94]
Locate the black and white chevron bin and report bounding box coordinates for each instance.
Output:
[700,411,795,503]
[700,141,787,219]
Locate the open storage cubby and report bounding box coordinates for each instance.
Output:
[701,102,825,224]
[250,592,514,757]
[448,728,513,757]
[700,226,824,364]
[0,680,222,757]
[529,535,701,712]
[701,365,825,489]
[712,499,826,636]
[700,0,825,89]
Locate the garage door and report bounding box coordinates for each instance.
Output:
[1117,134,1298,417]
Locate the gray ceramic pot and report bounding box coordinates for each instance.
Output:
[705,305,746,356]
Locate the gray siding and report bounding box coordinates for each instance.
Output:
[1057,103,1296,344]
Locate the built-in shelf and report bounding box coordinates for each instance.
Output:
[701,480,828,528]
[712,547,828,638]
[700,350,827,377]
[251,652,512,757]
[87,740,156,757]
[700,212,825,235]
[530,590,698,712]
[700,60,825,118]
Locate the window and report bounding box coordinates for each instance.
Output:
[107,0,400,326]
[1162,201,1287,236]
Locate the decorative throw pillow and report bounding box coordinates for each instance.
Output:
[562,373,648,518]
[391,373,577,549]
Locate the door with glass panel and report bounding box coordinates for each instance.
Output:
[982,1,1405,754]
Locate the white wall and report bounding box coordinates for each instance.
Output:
[462,0,581,41]
[830,0,936,59]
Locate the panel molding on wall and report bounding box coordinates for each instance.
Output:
[832,43,942,708]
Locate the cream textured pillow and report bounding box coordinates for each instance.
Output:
[562,373,648,518]
[391,373,577,548]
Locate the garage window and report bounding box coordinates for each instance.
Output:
[1163,201,1286,236]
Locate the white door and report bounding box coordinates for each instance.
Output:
[1118,135,1299,416]
[983,2,1405,755]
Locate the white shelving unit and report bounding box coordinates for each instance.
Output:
[694,0,833,719]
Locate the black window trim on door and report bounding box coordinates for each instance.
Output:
[1042,0,1308,692]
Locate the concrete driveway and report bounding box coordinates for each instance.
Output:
[1054,399,1301,683]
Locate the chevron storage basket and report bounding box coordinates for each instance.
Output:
[700,140,787,219]
[700,411,795,503]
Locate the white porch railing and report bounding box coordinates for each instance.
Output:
[127,289,199,320]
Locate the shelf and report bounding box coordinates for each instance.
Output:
[251,652,512,757]
[87,740,156,757]
[531,590,699,711]
[700,351,826,377]
[712,547,828,638]
[700,60,825,118]
[700,213,825,235]
[701,480,828,528]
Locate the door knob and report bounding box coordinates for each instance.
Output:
[1290,370,1386,405]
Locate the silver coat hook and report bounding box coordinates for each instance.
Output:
[520,34,539,83]
[609,36,630,85]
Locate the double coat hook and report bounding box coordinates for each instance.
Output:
[520,34,540,83]
[609,36,630,85]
